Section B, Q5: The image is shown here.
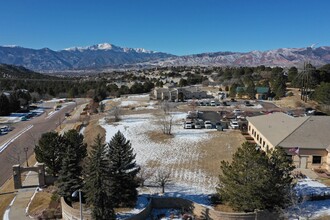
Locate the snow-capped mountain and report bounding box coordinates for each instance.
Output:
[64,43,155,54]
[0,43,329,72]
[0,43,173,71]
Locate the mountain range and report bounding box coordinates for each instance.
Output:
[0,43,330,72]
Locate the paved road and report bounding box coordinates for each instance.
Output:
[0,98,87,187]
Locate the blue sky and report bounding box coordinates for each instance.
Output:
[0,0,329,55]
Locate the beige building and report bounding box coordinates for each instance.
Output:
[247,112,330,171]
[153,86,207,101]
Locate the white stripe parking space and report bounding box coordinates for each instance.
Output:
[0,125,34,153]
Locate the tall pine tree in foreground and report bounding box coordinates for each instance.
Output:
[57,130,87,203]
[35,132,64,176]
[84,135,115,220]
[107,131,140,208]
[218,142,294,212]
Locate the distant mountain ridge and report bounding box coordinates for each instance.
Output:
[0,43,174,72]
[0,43,330,72]
[149,46,330,68]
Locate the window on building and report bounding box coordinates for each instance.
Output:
[260,138,262,144]
[312,156,322,164]
[248,125,251,131]
[263,141,265,147]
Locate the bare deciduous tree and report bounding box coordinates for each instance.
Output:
[137,166,153,187]
[106,106,121,123]
[112,106,121,122]
[154,169,171,194]
[159,113,174,135]
[159,101,174,135]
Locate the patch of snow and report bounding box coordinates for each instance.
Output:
[100,112,217,194]
[120,100,139,107]
[295,178,330,197]
[116,195,149,219]
[44,98,66,103]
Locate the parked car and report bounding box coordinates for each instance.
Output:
[210,101,216,106]
[244,101,254,106]
[0,126,11,132]
[21,116,28,121]
[230,120,239,129]
[184,120,193,129]
[233,109,242,114]
[204,121,212,129]
[222,101,229,106]
[194,119,204,129]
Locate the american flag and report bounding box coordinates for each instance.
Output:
[289,147,299,155]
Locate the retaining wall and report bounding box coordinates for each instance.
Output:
[61,196,277,220]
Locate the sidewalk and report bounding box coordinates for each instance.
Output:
[4,171,39,220]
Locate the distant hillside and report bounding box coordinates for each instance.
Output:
[0,44,330,73]
[146,46,330,68]
[0,64,54,79]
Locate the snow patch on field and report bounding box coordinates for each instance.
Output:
[100,112,217,194]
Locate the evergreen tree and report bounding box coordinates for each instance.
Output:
[0,94,10,116]
[107,131,140,207]
[84,135,115,220]
[218,142,294,212]
[57,130,87,203]
[35,132,64,176]
[245,83,256,99]
[313,82,330,105]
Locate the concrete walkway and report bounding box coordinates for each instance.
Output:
[295,168,319,179]
[4,171,39,220]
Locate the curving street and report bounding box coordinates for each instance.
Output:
[0,98,88,187]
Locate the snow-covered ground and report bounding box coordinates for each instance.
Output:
[100,112,218,195]
[100,95,330,219]
[285,178,330,219]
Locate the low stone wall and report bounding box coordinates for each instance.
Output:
[61,197,92,220]
[61,196,277,220]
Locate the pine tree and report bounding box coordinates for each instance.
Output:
[107,131,140,208]
[0,94,10,116]
[84,135,115,220]
[35,132,64,176]
[56,130,87,203]
[218,142,294,212]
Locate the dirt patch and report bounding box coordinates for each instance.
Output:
[0,179,16,219]
[28,191,52,216]
[273,88,318,109]
[146,131,174,144]
[197,130,246,177]
[214,204,235,212]
[83,114,106,150]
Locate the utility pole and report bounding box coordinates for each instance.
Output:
[23,147,29,167]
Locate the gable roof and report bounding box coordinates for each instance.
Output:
[279,116,330,149]
[247,112,308,147]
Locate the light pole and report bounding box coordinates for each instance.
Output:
[23,147,29,167]
[72,189,83,220]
